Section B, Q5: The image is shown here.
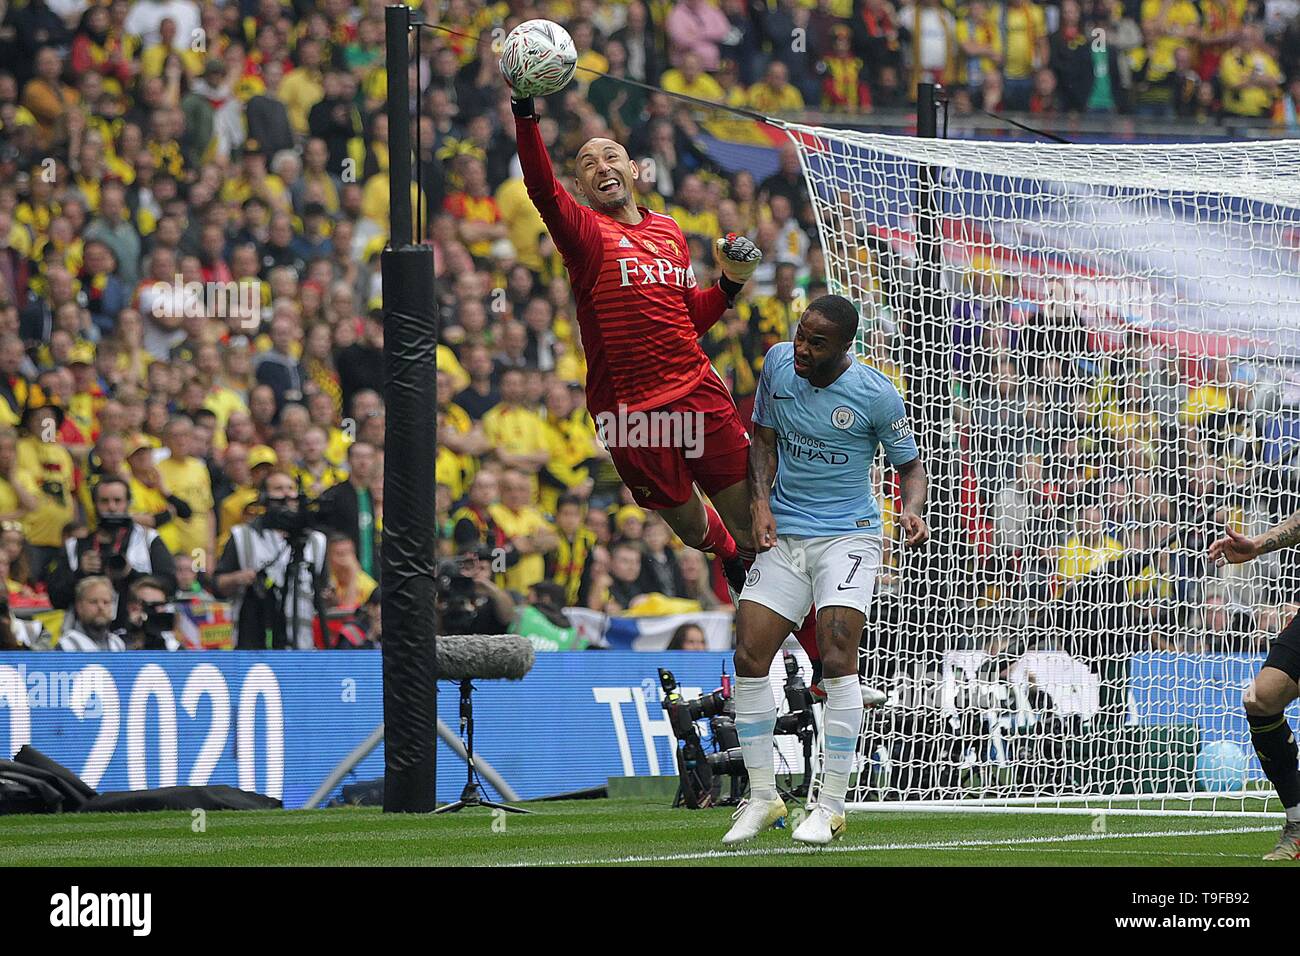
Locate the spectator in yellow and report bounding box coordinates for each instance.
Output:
[15,403,77,576]
[821,25,874,111]
[481,367,550,480]
[442,157,506,261]
[1056,504,1124,586]
[547,493,598,606]
[495,159,550,273]
[669,174,721,240]
[279,36,326,135]
[957,0,1004,88]
[0,426,36,522]
[219,444,276,551]
[746,61,805,114]
[157,416,214,565]
[292,426,348,498]
[220,140,290,209]
[22,47,79,151]
[438,374,488,495]
[1220,23,1284,117]
[325,533,377,610]
[998,0,1049,109]
[1181,357,1232,424]
[124,439,195,552]
[1137,0,1200,86]
[301,137,341,214]
[739,262,801,374]
[661,50,725,103]
[569,19,609,93]
[540,381,597,515]
[359,169,426,237]
[489,469,558,594]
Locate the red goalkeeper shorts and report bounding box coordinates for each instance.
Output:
[603,370,750,510]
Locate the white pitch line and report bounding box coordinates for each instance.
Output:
[501,823,1278,867]
[988,846,1261,861]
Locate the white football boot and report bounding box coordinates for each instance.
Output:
[721,795,789,845]
[791,804,846,845]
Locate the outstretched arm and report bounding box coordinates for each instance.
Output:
[1211,510,1300,565]
[688,234,763,336]
[512,98,601,275]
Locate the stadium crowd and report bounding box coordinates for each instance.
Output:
[0,0,1292,653]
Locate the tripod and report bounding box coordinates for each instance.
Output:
[435,678,530,814]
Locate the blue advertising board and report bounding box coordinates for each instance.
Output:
[6,651,1283,807]
[0,651,736,808]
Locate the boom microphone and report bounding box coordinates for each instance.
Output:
[435,634,535,682]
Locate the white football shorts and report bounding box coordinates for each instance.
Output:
[740,533,883,625]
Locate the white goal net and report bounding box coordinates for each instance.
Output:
[786,126,1300,815]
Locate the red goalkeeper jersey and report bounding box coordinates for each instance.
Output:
[515,116,729,415]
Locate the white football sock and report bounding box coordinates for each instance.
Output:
[1286,805,1300,824]
[820,674,864,815]
[734,675,778,801]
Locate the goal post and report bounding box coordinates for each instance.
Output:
[783,121,1300,815]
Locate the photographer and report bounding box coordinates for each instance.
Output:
[122,576,181,651]
[213,469,327,650]
[48,477,177,630]
[437,550,515,636]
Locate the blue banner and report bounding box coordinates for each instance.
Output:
[7,651,1276,806]
[1128,652,1300,783]
[0,651,736,808]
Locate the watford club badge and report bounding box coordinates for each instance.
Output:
[663,238,679,258]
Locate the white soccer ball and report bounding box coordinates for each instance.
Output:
[498,19,578,98]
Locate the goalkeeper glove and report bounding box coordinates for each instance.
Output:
[510,96,536,119]
[714,233,762,284]
[714,233,762,305]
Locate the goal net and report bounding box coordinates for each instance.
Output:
[785,125,1300,815]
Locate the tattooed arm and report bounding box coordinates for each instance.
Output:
[1209,510,1300,566]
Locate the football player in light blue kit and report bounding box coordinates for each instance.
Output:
[722,294,929,846]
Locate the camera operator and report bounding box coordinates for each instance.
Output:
[213,469,327,649]
[122,576,180,651]
[48,477,178,630]
[437,550,515,636]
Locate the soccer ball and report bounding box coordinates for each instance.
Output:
[498,19,578,98]
[1195,740,1248,792]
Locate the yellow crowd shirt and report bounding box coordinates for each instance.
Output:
[157,455,213,559]
[488,503,553,593]
[15,437,76,548]
[1001,3,1047,79]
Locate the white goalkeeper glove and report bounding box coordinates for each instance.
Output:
[714,233,762,285]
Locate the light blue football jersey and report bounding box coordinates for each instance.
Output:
[751,342,919,538]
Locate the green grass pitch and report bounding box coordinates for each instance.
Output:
[0,798,1289,866]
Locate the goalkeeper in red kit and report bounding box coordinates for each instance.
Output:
[508,89,759,591]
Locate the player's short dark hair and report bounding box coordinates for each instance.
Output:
[804,294,859,344]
